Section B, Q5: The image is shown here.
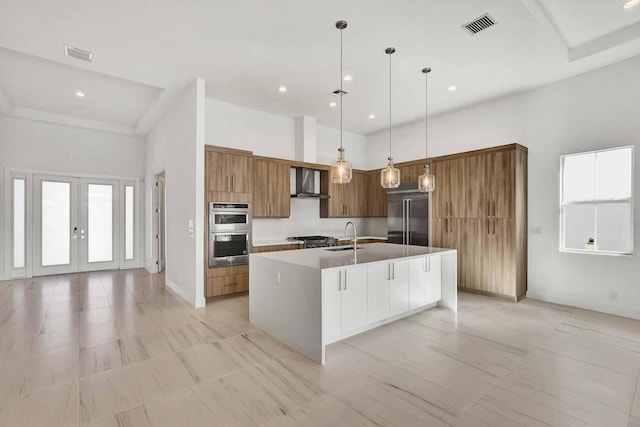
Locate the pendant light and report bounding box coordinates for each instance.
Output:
[380,47,400,189]
[329,20,352,184]
[418,67,435,192]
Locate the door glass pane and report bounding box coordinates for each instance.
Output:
[13,179,25,269]
[88,184,113,263]
[563,204,595,251]
[596,203,633,253]
[596,148,632,200]
[125,185,134,260]
[562,153,595,202]
[42,181,71,266]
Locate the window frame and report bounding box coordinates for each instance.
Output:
[559,145,634,256]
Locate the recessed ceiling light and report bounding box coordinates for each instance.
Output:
[624,0,639,8]
[278,86,287,92]
[369,114,375,119]
[448,85,457,92]
[75,91,85,98]
[344,75,352,81]
[329,102,337,107]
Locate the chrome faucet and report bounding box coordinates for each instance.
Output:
[345,221,357,251]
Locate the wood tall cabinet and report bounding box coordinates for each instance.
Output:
[204,145,254,299]
[431,144,527,301]
[253,158,290,218]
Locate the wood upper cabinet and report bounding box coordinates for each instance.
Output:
[464,155,486,218]
[367,172,387,217]
[432,159,464,218]
[485,150,515,219]
[321,171,368,218]
[206,150,252,194]
[253,158,290,217]
[399,163,424,183]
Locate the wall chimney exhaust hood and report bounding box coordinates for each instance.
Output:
[291,167,331,199]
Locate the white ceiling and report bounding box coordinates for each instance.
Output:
[0,0,639,136]
[0,48,161,127]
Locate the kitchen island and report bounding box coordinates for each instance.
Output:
[249,243,457,364]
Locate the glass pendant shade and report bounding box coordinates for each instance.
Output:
[381,158,400,189]
[330,148,352,184]
[418,164,435,192]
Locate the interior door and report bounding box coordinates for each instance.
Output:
[79,178,120,272]
[33,175,80,276]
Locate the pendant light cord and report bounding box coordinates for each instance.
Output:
[389,51,392,159]
[425,71,428,159]
[340,27,343,152]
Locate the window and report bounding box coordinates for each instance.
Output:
[13,178,26,269]
[125,185,134,260]
[560,146,634,255]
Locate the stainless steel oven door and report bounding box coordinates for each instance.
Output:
[209,203,251,232]
[209,231,250,267]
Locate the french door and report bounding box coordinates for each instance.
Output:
[33,175,120,276]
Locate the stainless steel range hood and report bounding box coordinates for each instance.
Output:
[291,167,331,199]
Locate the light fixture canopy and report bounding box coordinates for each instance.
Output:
[278,86,287,92]
[381,47,400,189]
[330,20,353,184]
[75,91,85,98]
[448,85,457,92]
[418,67,435,192]
[624,0,639,8]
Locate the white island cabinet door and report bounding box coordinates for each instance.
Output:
[409,255,443,308]
[367,263,390,323]
[322,270,342,342]
[341,266,368,334]
[409,257,428,309]
[425,255,442,305]
[389,260,410,316]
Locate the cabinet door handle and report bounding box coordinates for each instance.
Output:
[487,201,490,217]
[343,270,347,290]
[492,201,496,217]
[387,264,391,280]
[493,219,496,235]
[391,262,395,280]
[338,270,342,291]
[231,175,235,191]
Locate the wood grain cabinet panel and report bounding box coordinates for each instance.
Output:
[321,171,368,218]
[206,151,252,194]
[485,150,515,219]
[206,265,249,297]
[490,219,516,295]
[367,172,387,217]
[400,164,424,183]
[253,159,290,218]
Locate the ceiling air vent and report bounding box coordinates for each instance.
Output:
[332,89,348,96]
[462,13,496,35]
[64,45,93,62]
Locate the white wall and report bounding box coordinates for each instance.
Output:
[205,98,375,240]
[368,55,640,319]
[0,115,145,280]
[144,79,206,308]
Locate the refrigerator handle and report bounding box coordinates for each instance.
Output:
[408,199,411,244]
[402,199,406,245]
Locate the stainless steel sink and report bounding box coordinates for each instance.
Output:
[325,246,363,252]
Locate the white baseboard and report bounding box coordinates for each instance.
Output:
[526,289,640,320]
[165,278,195,307]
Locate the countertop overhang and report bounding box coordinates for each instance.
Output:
[250,242,456,270]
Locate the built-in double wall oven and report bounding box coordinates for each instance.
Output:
[208,202,251,268]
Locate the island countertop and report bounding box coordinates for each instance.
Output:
[250,242,456,270]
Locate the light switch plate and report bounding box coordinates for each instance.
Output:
[188,220,194,228]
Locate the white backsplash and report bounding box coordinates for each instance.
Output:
[252,198,385,241]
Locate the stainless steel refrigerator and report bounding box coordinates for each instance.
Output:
[387,182,429,246]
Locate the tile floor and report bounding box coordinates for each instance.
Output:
[1,269,639,426]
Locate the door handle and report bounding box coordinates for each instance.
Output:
[343,270,347,290]
[72,227,78,240]
[387,263,391,280]
[493,219,496,235]
[492,201,496,217]
[231,175,235,191]
[338,270,341,291]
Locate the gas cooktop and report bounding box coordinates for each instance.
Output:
[287,236,339,249]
